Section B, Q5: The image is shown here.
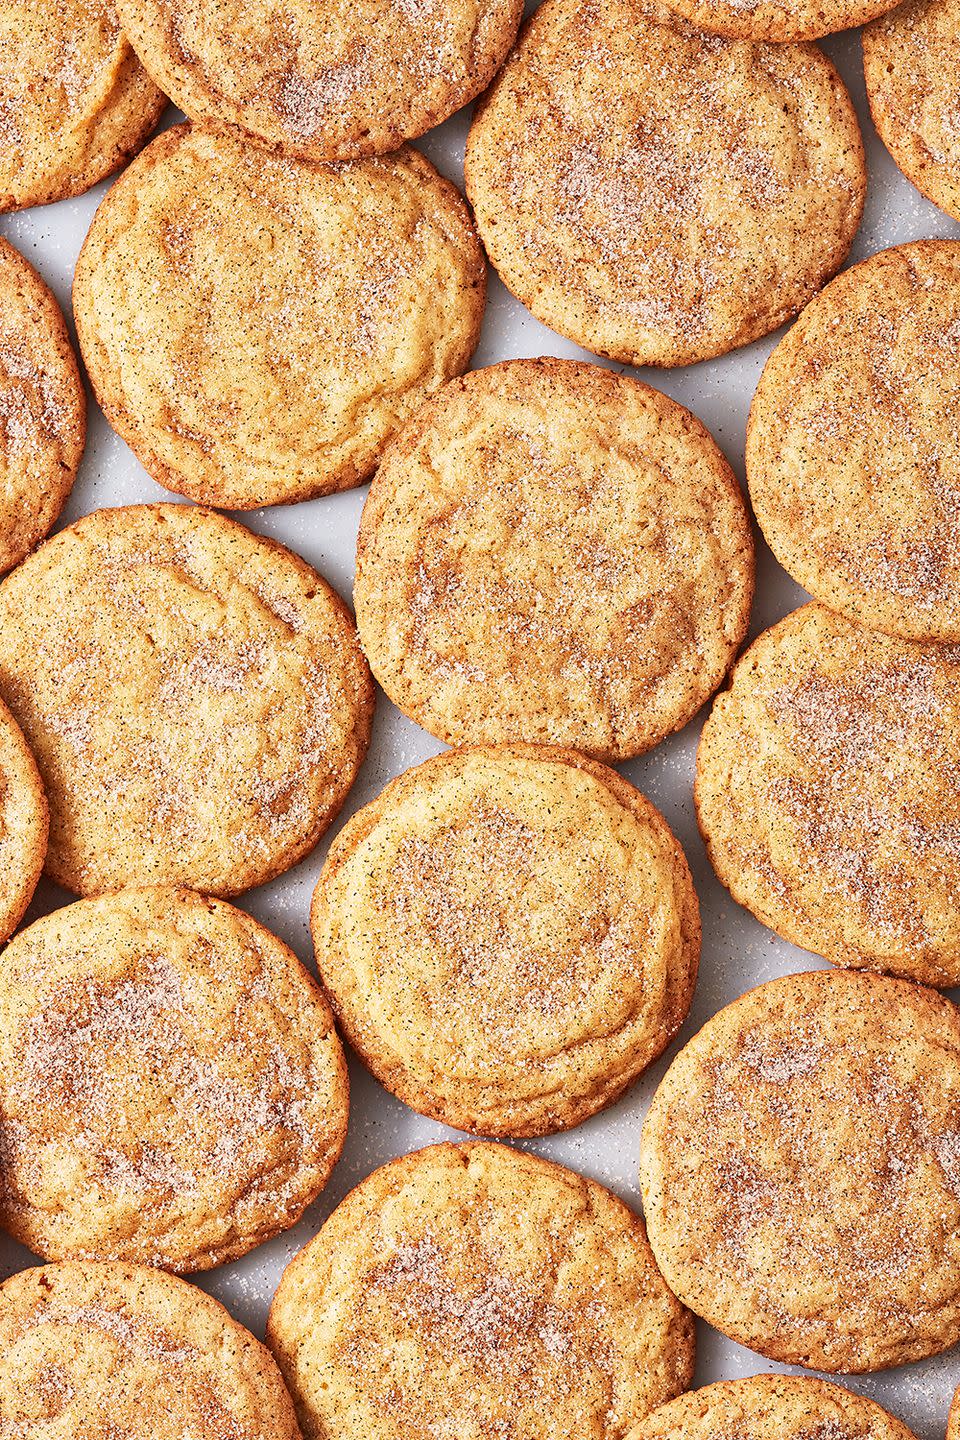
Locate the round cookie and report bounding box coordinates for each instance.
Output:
[0,886,349,1272]
[355,359,754,759]
[864,0,960,222]
[0,1260,301,1437]
[0,697,47,944]
[313,745,700,1137]
[950,1388,960,1440]
[628,1376,920,1440]
[0,502,373,897]
[748,241,960,642]
[117,0,523,163]
[696,603,960,987]
[464,0,865,369]
[640,968,960,1372]
[74,125,485,510]
[267,1141,695,1440]
[0,0,166,213]
[654,0,899,41]
[0,239,85,574]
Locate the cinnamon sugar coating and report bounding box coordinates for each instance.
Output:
[864,0,960,223]
[267,1141,695,1440]
[116,0,522,161]
[74,124,485,509]
[355,359,754,760]
[629,1375,920,1439]
[0,503,373,897]
[0,696,47,945]
[464,0,864,368]
[0,1260,302,1437]
[0,0,166,213]
[950,1387,960,1440]
[696,604,960,986]
[748,242,960,641]
[312,745,700,1137]
[0,239,85,575]
[0,887,348,1272]
[640,968,960,1372]
[656,0,899,41]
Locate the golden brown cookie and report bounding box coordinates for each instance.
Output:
[74,124,485,510]
[0,238,85,574]
[355,359,754,758]
[0,503,373,897]
[0,0,166,213]
[267,1141,695,1440]
[628,1375,920,1440]
[0,886,348,1272]
[0,1260,302,1437]
[655,0,899,40]
[313,745,699,1137]
[950,1387,960,1440]
[864,0,960,223]
[117,0,522,162]
[748,241,960,642]
[0,696,47,944]
[696,604,960,987]
[640,967,960,1372]
[464,0,865,368]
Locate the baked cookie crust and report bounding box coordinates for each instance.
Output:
[0,0,166,212]
[863,0,960,222]
[268,1141,695,1440]
[313,744,699,1136]
[464,0,864,367]
[628,1375,919,1440]
[696,603,960,987]
[0,503,373,897]
[0,695,47,944]
[355,358,754,759]
[0,1260,302,1437]
[748,241,960,641]
[74,124,486,509]
[0,886,349,1271]
[640,968,960,1372]
[116,0,522,161]
[0,238,85,574]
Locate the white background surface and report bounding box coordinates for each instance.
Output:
[2,8,960,1436]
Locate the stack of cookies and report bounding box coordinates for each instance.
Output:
[0,0,959,1437]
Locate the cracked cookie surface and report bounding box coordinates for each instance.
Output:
[355,358,753,759]
[628,1375,919,1439]
[0,502,373,896]
[268,1141,695,1440]
[0,886,348,1272]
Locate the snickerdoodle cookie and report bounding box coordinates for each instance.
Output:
[312,745,699,1137]
[950,1388,960,1440]
[640,968,960,1372]
[0,1260,301,1437]
[628,1376,919,1440]
[0,239,85,574]
[74,125,485,510]
[748,242,960,641]
[355,360,754,758]
[0,503,373,897]
[0,1,165,213]
[656,0,899,41]
[464,0,864,368]
[267,1141,695,1440]
[864,0,960,221]
[696,604,960,987]
[0,697,47,944]
[117,0,522,162]
[0,886,348,1272]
